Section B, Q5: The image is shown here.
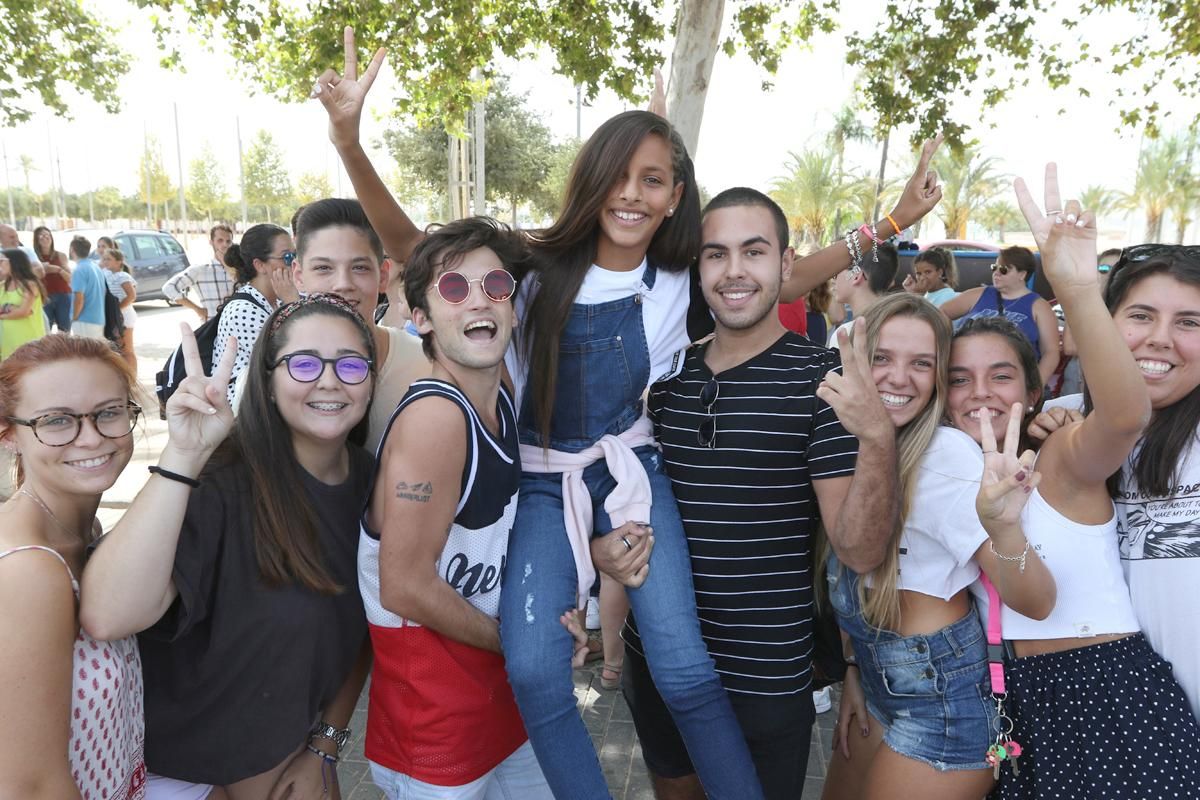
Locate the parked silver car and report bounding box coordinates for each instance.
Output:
[60,228,190,302]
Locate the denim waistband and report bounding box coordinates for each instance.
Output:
[866,608,985,668]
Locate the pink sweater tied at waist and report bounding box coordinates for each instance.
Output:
[518,414,657,609]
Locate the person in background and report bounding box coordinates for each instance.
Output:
[212,223,292,403]
[102,247,138,373]
[939,245,1060,385]
[828,242,899,348]
[0,224,43,275]
[0,249,47,360]
[162,224,236,322]
[68,236,108,341]
[0,334,146,799]
[902,246,959,307]
[805,278,835,346]
[32,227,73,333]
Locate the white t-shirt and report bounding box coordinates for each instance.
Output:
[1115,435,1200,721]
[1042,392,1084,412]
[504,257,690,410]
[827,319,854,350]
[890,426,989,601]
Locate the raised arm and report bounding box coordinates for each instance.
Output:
[1014,164,1150,486]
[368,398,503,652]
[313,26,425,264]
[973,406,1056,619]
[81,326,236,640]
[814,321,899,573]
[1031,298,1061,385]
[938,286,983,320]
[781,135,944,301]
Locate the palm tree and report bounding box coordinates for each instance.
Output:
[771,148,854,248]
[1165,131,1197,243]
[1079,184,1115,217]
[827,104,872,233]
[1121,134,1192,242]
[17,154,41,215]
[978,201,1023,243]
[932,144,1005,239]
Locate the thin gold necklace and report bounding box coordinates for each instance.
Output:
[17,487,85,541]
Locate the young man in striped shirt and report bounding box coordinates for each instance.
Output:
[615,188,902,799]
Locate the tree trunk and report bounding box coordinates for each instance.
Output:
[667,0,725,158]
[872,131,891,224]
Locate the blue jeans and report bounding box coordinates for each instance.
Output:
[499,446,763,800]
[826,553,995,771]
[45,291,72,333]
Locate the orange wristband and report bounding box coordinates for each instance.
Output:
[886,214,903,236]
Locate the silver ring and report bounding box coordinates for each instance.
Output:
[1044,209,1063,216]
[621,535,633,551]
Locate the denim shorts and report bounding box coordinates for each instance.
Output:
[827,555,996,771]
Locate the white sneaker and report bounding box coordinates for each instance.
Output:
[813,686,832,714]
[585,596,600,630]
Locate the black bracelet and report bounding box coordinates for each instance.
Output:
[148,466,201,488]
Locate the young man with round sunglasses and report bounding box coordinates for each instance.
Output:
[616,188,902,800]
[357,217,553,799]
[289,198,431,453]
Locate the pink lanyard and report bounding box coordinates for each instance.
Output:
[980,572,1006,694]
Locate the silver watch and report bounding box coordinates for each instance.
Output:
[309,721,351,753]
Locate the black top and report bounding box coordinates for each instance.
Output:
[624,333,858,696]
[138,446,372,783]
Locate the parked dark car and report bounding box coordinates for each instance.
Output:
[60,228,190,302]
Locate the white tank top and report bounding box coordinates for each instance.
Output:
[1001,489,1140,640]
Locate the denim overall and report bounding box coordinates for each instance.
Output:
[826,552,996,771]
[499,262,763,800]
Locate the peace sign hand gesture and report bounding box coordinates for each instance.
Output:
[817,318,894,447]
[1014,163,1100,297]
[888,135,944,235]
[162,323,236,462]
[975,402,1040,532]
[312,26,386,151]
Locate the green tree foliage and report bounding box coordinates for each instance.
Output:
[770,148,853,248]
[1080,185,1116,217]
[531,139,582,221]
[186,144,228,222]
[977,200,1023,243]
[139,136,175,220]
[295,171,334,205]
[1120,134,1190,241]
[382,78,560,219]
[932,145,1004,239]
[92,186,126,220]
[0,0,129,124]
[243,130,292,223]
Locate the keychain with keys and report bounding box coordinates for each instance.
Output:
[985,693,1022,778]
[980,574,1022,779]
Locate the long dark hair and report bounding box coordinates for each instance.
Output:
[953,316,1044,452]
[224,224,288,285]
[2,248,46,302]
[1092,249,1200,496]
[32,226,57,262]
[217,294,377,594]
[522,110,700,445]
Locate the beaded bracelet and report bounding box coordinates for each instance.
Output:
[305,743,339,794]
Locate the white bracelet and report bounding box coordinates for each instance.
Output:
[989,539,1030,573]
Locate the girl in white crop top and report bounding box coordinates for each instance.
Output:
[0,334,146,799]
[947,168,1200,799]
[823,294,1055,800]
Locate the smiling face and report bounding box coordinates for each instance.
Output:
[100,251,120,272]
[35,229,52,250]
[4,360,134,497]
[293,226,387,321]
[947,333,1039,447]
[1113,273,1200,410]
[412,246,514,371]
[594,133,684,269]
[699,205,793,333]
[871,315,938,428]
[271,314,373,449]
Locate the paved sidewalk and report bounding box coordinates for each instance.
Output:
[337,662,837,799]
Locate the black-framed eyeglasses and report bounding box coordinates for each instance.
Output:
[697,377,719,449]
[5,403,142,447]
[268,251,297,268]
[989,262,1011,275]
[271,353,373,384]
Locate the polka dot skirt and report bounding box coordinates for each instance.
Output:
[994,633,1200,799]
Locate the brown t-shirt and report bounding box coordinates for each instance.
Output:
[137,447,371,784]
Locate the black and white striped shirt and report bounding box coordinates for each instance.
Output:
[625,333,858,696]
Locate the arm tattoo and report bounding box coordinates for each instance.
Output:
[395,480,433,503]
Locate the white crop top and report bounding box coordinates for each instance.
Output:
[1000,488,1139,640]
[873,426,990,600]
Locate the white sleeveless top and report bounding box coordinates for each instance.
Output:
[0,546,146,799]
[1000,489,1140,640]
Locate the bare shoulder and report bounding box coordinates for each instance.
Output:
[0,548,77,640]
[380,391,468,463]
